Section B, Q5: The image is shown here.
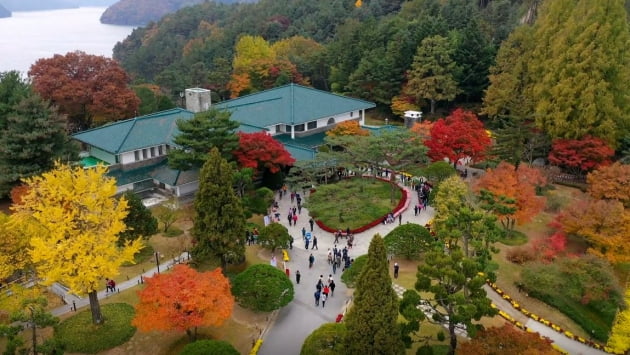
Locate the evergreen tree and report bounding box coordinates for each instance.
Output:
[168,109,239,171]
[192,147,246,270]
[405,35,459,114]
[0,70,31,131]
[0,94,77,197]
[450,18,495,102]
[415,248,497,355]
[530,0,630,146]
[118,191,158,246]
[343,234,404,355]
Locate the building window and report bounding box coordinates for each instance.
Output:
[350,111,354,117]
[276,124,282,133]
[134,150,140,161]
[142,149,148,159]
[294,124,305,132]
[158,145,163,156]
[165,145,171,152]
[327,117,335,125]
[307,121,317,130]
[150,147,156,157]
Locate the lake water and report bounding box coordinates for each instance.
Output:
[0,7,135,74]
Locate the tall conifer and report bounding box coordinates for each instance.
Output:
[192,147,246,270]
[530,0,630,145]
[344,234,404,355]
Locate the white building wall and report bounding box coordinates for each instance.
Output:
[120,151,136,165]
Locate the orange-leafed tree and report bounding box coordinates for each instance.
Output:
[326,120,369,137]
[587,162,630,208]
[132,264,234,342]
[233,132,295,174]
[424,108,491,167]
[557,198,630,264]
[475,162,546,233]
[390,94,419,117]
[29,51,139,131]
[457,324,556,355]
[410,121,434,141]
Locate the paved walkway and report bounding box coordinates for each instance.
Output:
[259,176,434,355]
[49,252,190,317]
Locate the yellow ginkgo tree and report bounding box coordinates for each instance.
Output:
[0,212,30,280]
[608,286,630,353]
[11,163,142,324]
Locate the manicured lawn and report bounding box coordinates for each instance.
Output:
[306,178,401,230]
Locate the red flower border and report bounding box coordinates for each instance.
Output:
[313,176,408,234]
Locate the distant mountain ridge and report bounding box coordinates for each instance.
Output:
[100,0,256,26]
[0,0,117,12]
[0,3,10,18]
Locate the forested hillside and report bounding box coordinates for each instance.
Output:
[100,0,257,26]
[115,0,523,102]
[114,0,630,149]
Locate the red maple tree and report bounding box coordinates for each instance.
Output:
[29,50,139,130]
[132,265,234,341]
[233,132,295,174]
[548,135,614,174]
[424,108,491,166]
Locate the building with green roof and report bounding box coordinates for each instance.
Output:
[72,85,375,196]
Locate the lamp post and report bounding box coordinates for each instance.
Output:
[385,118,389,126]
[179,91,184,108]
[155,251,160,274]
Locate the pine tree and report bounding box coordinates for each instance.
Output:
[343,234,404,355]
[530,0,630,146]
[405,35,459,114]
[0,94,77,197]
[168,109,239,171]
[192,147,246,270]
[118,191,158,246]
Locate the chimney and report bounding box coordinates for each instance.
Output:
[185,88,211,113]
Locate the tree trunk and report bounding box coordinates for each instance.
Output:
[430,99,436,114]
[31,315,38,355]
[221,255,228,273]
[88,290,104,325]
[448,320,457,355]
[186,327,198,342]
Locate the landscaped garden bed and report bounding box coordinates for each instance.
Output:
[306,177,404,233]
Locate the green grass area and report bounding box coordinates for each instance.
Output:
[497,230,528,246]
[56,303,136,353]
[306,178,401,230]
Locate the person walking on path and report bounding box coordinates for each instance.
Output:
[309,218,314,231]
[295,270,301,284]
[305,237,310,250]
[332,261,337,274]
[398,214,402,225]
[394,262,399,279]
[309,253,315,268]
[329,279,336,296]
[321,292,327,308]
[302,227,306,239]
[314,290,321,306]
[312,235,318,250]
[287,213,293,226]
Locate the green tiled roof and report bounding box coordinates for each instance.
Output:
[72,108,194,154]
[108,160,199,186]
[214,84,375,127]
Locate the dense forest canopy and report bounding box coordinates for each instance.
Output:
[114,0,525,101]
